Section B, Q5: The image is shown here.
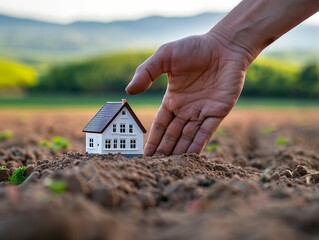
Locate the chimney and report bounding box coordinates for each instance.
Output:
[122,99,126,105]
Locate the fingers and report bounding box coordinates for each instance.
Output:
[144,105,174,156]
[155,117,188,155]
[172,121,201,155]
[187,117,222,154]
[146,115,222,156]
[125,46,171,95]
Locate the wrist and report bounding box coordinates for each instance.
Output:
[207,0,319,67]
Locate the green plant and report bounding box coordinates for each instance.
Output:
[0,130,13,141]
[262,126,275,135]
[276,136,289,146]
[40,136,70,151]
[0,166,8,170]
[8,166,27,184]
[40,139,51,148]
[51,136,70,151]
[45,179,67,194]
[214,128,225,137]
[206,143,219,152]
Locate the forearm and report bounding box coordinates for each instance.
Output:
[210,0,319,64]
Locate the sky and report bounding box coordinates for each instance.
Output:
[0,0,318,25]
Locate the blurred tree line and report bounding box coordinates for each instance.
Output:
[2,51,319,98]
[243,58,319,98]
[34,51,167,93]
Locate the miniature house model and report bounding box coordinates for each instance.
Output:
[83,99,146,157]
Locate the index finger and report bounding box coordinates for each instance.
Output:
[144,105,174,156]
[125,45,171,95]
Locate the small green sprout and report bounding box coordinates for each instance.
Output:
[40,136,70,151]
[0,166,8,170]
[276,136,289,146]
[206,143,219,152]
[51,136,70,151]
[262,126,275,135]
[8,166,27,185]
[45,178,67,194]
[40,140,51,148]
[215,128,225,137]
[0,130,13,142]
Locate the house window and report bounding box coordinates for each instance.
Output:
[120,124,125,133]
[113,124,116,133]
[129,124,133,133]
[122,110,126,115]
[130,139,136,149]
[113,139,118,149]
[120,139,126,149]
[89,138,94,148]
[105,139,111,149]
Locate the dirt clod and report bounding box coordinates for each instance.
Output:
[0,169,10,181]
[283,169,293,178]
[0,109,318,240]
[292,165,308,178]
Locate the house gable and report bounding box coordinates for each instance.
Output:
[98,106,144,154]
[102,106,143,137]
[82,102,146,134]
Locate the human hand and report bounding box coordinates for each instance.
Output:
[126,32,251,156]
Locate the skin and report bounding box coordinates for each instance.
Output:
[126,0,319,156]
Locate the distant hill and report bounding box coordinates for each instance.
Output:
[0,12,318,62]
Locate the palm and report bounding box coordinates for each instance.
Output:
[126,34,247,155]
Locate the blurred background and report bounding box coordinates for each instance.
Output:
[0,0,318,108]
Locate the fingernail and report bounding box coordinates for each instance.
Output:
[125,82,132,93]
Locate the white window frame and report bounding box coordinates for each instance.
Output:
[113,139,118,149]
[89,138,94,148]
[129,124,133,134]
[122,110,126,115]
[130,139,136,149]
[120,139,126,149]
[105,139,111,149]
[112,124,116,133]
[120,124,126,133]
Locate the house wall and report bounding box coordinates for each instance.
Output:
[85,133,102,154]
[100,106,144,155]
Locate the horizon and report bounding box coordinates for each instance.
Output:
[0,11,319,26]
[0,11,226,25]
[0,0,318,25]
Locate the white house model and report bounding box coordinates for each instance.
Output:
[82,99,146,157]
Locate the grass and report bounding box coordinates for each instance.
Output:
[40,136,70,151]
[276,136,290,146]
[0,130,13,141]
[44,179,67,194]
[0,93,163,109]
[206,143,219,152]
[8,166,27,185]
[0,94,318,109]
[235,97,319,109]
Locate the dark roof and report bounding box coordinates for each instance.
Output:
[82,102,147,133]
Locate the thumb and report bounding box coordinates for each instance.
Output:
[125,46,170,95]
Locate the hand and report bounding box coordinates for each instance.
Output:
[126,32,250,156]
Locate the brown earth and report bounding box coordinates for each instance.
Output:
[0,108,318,240]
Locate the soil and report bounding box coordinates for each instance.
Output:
[0,108,318,240]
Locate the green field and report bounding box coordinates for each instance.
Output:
[0,94,318,109]
[0,93,163,109]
